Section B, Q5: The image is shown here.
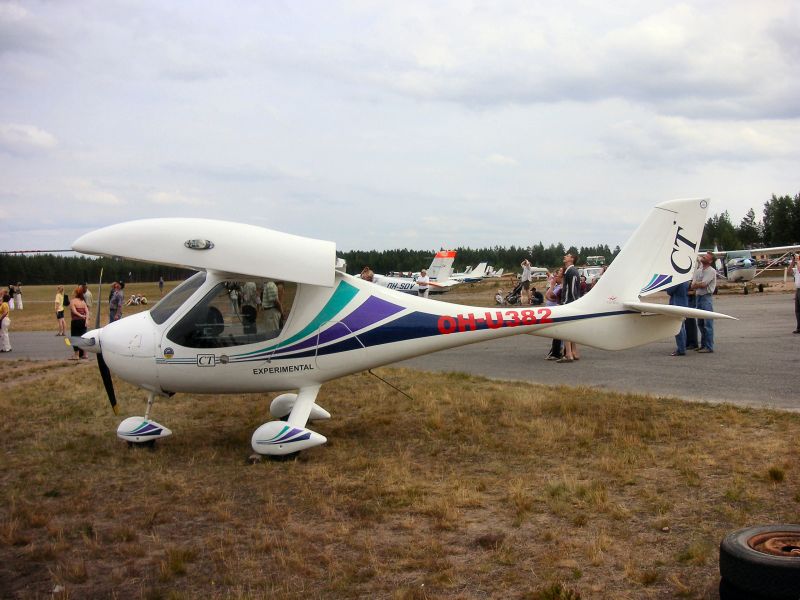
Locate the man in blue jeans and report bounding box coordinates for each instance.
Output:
[666,280,690,355]
[690,252,717,353]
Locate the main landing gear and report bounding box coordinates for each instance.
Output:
[249,385,330,461]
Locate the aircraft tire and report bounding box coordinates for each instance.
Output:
[268,451,300,462]
[719,524,800,599]
[126,440,157,450]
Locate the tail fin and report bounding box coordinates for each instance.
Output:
[429,250,456,282]
[585,198,709,304]
[548,199,736,351]
[469,262,488,277]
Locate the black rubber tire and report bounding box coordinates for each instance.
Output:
[719,577,780,600]
[719,524,800,599]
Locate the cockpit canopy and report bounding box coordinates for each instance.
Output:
[151,273,296,348]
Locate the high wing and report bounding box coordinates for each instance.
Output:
[72,218,337,287]
[712,244,800,258]
[750,244,800,256]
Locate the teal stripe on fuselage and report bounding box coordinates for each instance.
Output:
[236,280,359,357]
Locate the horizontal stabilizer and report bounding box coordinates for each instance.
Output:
[623,301,737,321]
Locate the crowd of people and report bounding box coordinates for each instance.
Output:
[0,279,137,356]
[225,280,286,332]
[491,250,765,362]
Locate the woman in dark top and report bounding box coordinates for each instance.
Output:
[69,287,90,359]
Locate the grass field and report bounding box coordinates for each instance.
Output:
[1,364,798,598]
[2,278,799,598]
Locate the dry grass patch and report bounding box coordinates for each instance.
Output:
[1,362,799,598]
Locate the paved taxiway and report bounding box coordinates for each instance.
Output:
[3,292,797,411]
[398,292,800,411]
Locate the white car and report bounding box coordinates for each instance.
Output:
[579,267,604,285]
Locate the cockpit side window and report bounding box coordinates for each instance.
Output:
[166,280,296,348]
[150,271,207,325]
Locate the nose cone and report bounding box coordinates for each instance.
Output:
[99,312,161,392]
[79,328,103,354]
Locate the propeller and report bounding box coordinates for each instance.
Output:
[95,267,103,330]
[65,332,118,415]
[96,352,118,415]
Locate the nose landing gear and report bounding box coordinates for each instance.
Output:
[116,391,173,447]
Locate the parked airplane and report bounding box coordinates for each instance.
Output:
[372,250,462,294]
[70,198,733,457]
[452,262,488,283]
[712,245,800,293]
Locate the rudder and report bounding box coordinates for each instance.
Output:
[583,198,709,305]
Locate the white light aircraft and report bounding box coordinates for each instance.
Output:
[452,262,489,283]
[372,250,462,294]
[70,198,733,457]
[712,245,800,293]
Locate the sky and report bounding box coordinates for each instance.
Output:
[1,0,798,254]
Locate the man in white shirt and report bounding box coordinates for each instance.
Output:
[690,251,717,353]
[520,259,532,304]
[81,283,93,310]
[416,269,430,298]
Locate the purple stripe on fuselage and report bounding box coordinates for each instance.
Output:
[342,296,404,331]
[274,295,405,356]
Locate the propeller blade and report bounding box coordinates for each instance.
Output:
[95,267,103,330]
[97,353,118,415]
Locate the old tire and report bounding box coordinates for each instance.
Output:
[719,524,800,599]
[719,577,779,600]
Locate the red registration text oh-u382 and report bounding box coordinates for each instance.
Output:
[437,308,553,334]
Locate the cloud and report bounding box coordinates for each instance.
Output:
[603,116,800,165]
[67,179,125,206]
[0,123,57,155]
[486,153,518,166]
[0,2,50,55]
[292,2,800,120]
[149,190,210,206]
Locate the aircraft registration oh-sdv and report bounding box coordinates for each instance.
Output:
[71,198,735,457]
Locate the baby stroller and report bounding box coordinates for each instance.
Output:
[505,280,525,305]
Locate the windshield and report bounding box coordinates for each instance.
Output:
[150,271,207,325]
[166,279,295,348]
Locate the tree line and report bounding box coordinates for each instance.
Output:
[4,192,797,285]
[701,193,800,250]
[0,254,193,287]
[338,242,619,277]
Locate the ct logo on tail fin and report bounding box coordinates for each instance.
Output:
[670,224,698,275]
